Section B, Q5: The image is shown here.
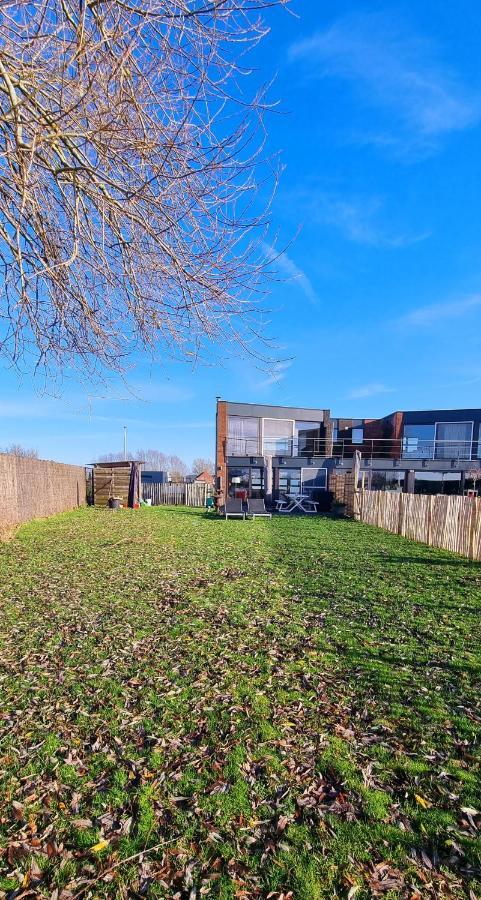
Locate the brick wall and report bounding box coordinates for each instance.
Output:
[330,470,357,517]
[0,455,86,527]
[364,411,403,457]
[215,401,228,505]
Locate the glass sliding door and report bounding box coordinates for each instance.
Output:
[250,467,265,499]
[277,467,301,497]
[227,466,264,499]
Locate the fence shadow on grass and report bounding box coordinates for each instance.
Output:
[330,641,480,675]
[379,554,478,568]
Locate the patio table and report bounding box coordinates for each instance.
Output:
[277,494,318,514]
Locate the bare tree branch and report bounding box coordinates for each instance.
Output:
[0,0,286,380]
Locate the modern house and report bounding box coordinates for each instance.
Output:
[215,400,481,505]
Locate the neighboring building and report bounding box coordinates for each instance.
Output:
[142,469,169,485]
[194,470,214,486]
[215,400,481,504]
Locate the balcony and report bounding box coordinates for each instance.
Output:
[226,436,481,461]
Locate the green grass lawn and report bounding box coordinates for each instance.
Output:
[0,507,480,899]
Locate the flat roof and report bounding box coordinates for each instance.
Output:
[90,460,144,467]
[220,400,327,412]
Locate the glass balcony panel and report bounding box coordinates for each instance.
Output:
[401,424,435,459]
[434,422,473,459]
[227,416,260,455]
[263,418,294,456]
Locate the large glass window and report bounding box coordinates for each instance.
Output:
[352,427,364,444]
[413,472,462,495]
[301,467,327,491]
[367,470,405,492]
[227,416,259,455]
[402,424,435,459]
[263,418,294,455]
[435,422,473,459]
[295,421,322,455]
[277,467,301,496]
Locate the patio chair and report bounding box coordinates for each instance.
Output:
[224,498,245,519]
[246,499,272,519]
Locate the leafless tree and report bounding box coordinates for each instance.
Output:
[0,1,287,380]
[96,451,127,463]
[99,446,188,478]
[167,454,188,481]
[192,456,213,476]
[135,447,169,470]
[1,442,38,458]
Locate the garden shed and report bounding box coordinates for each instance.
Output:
[91,461,143,508]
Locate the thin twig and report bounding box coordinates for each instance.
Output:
[71,838,177,898]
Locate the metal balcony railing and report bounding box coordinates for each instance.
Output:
[226,436,481,462]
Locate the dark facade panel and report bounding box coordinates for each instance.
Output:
[403,408,481,425]
[226,401,327,422]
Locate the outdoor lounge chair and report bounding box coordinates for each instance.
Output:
[224,498,245,519]
[246,499,272,519]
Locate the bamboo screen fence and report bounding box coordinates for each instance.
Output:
[0,454,86,531]
[358,490,481,561]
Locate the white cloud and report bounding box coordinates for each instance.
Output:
[348,383,395,399]
[287,189,429,247]
[289,12,480,155]
[262,243,318,304]
[395,294,481,327]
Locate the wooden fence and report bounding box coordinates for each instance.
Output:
[141,481,210,508]
[358,490,481,561]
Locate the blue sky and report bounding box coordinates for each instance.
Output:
[2,1,481,466]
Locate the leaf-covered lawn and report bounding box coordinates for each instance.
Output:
[0,507,480,899]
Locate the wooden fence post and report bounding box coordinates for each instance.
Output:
[397,493,405,536]
[352,450,361,520]
[426,495,433,547]
[469,496,477,560]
